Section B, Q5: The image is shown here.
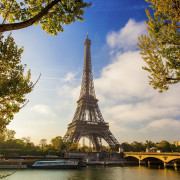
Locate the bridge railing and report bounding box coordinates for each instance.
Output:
[124,152,180,156]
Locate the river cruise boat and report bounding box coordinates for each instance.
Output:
[32,159,85,169]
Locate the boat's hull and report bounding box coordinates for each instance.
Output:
[31,159,86,169]
[32,165,79,169]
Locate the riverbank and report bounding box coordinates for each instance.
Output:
[1,152,180,169]
[86,160,138,165]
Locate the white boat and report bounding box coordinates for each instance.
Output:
[32,159,84,169]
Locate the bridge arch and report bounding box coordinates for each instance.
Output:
[166,157,180,163]
[141,157,164,165]
[124,155,139,162]
[141,156,164,162]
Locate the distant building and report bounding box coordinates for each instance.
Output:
[150,147,157,153]
[146,147,162,153]
[146,148,151,152]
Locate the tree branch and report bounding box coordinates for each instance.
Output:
[20,73,41,110]
[31,73,41,89]
[166,77,180,81]
[0,0,61,32]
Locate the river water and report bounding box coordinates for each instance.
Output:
[1,166,180,180]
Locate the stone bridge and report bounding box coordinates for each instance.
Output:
[124,152,180,167]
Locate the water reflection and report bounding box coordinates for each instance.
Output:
[0,166,180,180]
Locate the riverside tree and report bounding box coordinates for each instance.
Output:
[0,33,34,132]
[39,138,47,149]
[138,0,180,92]
[51,136,64,150]
[0,0,91,35]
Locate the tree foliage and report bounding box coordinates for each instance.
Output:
[0,0,91,35]
[39,138,47,149]
[0,128,15,141]
[1,134,180,155]
[0,33,34,132]
[69,142,79,151]
[51,136,64,149]
[138,0,180,92]
[145,140,155,148]
[120,140,180,152]
[158,140,171,152]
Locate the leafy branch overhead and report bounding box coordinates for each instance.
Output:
[0,0,91,35]
[137,0,180,92]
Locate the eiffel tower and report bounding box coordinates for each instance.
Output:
[63,35,120,151]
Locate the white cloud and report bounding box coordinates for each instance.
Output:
[137,119,180,142]
[95,48,180,141]
[56,84,80,123]
[63,72,76,82]
[143,119,180,130]
[107,19,147,51]
[95,51,150,101]
[58,84,80,101]
[31,104,56,117]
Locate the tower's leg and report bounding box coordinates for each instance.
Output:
[92,135,101,151]
[102,130,120,151]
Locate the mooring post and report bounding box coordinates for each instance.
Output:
[164,162,167,168]
[174,162,178,170]
[139,160,142,166]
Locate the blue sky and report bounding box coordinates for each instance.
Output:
[5,0,180,145]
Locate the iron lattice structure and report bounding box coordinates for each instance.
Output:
[63,36,120,151]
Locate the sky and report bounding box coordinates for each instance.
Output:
[5,0,180,145]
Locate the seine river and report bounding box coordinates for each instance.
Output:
[1,166,180,180]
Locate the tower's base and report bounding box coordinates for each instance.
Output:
[63,121,120,151]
